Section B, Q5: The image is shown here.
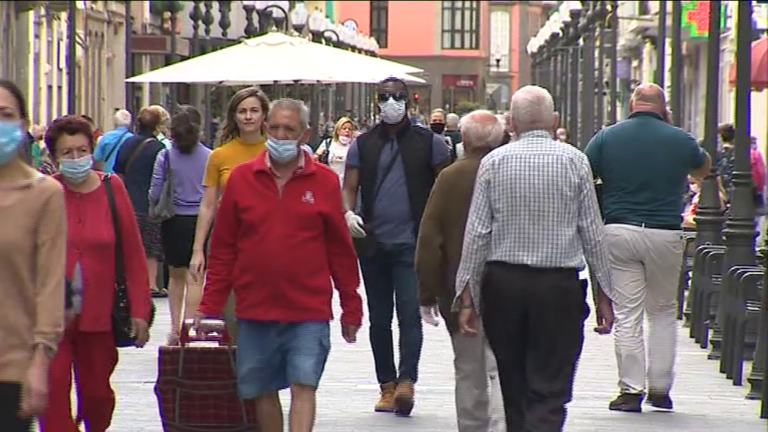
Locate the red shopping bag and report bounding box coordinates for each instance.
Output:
[155,320,259,431]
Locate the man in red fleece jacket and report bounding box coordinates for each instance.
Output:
[195,98,363,432]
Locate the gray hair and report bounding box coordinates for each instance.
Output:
[459,110,505,150]
[113,109,132,128]
[509,86,555,134]
[446,112,460,128]
[269,98,309,130]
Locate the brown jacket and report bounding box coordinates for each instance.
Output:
[415,155,483,334]
[0,173,67,383]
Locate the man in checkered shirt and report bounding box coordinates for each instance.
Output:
[453,85,615,431]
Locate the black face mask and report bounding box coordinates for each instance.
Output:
[430,122,446,134]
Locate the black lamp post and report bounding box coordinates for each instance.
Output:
[568,5,582,144]
[124,1,134,114]
[731,1,765,402]
[607,0,618,124]
[67,0,77,114]
[290,2,309,35]
[595,1,607,130]
[578,1,596,149]
[670,1,683,126]
[655,0,667,88]
[693,0,724,355]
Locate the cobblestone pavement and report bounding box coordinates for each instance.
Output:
[102,290,765,431]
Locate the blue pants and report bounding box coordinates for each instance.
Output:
[236,320,331,399]
[359,242,423,384]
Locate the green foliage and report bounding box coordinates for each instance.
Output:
[455,101,482,116]
[150,1,184,17]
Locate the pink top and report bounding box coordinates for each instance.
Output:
[750,147,765,193]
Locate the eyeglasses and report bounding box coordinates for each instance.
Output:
[377,92,408,103]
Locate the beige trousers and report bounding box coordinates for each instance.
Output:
[605,224,684,394]
[451,323,506,432]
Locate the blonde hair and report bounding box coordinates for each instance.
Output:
[147,105,171,136]
[333,117,356,142]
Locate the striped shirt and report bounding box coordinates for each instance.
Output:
[454,130,614,309]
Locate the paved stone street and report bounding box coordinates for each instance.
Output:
[106,290,766,431]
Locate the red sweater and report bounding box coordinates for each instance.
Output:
[55,172,152,331]
[198,153,363,326]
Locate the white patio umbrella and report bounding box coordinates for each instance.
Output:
[125,32,424,85]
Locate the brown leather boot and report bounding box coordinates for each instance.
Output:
[374,382,396,412]
[393,381,415,416]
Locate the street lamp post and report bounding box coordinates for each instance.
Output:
[607,0,618,124]
[578,1,596,149]
[124,1,134,114]
[67,0,77,114]
[731,1,766,401]
[290,3,309,36]
[595,1,607,130]
[568,5,583,144]
[692,0,724,349]
[655,1,667,88]
[308,9,325,42]
[670,1,683,126]
[189,1,203,110]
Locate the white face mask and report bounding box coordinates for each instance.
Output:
[378,98,406,124]
[338,136,352,145]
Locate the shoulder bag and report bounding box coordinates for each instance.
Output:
[104,175,156,347]
[353,145,401,258]
[149,149,176,220]
[123,137,156,176]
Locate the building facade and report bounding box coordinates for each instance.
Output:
[615,0,766,145]
[1,2,128,129]
[488,1,552,111]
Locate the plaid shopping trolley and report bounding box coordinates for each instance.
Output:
[155,319,260,431]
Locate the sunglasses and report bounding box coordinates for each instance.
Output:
[377,92,408,103]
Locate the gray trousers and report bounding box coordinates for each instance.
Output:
[451,323,506,432]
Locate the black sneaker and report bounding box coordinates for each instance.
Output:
[646,393,674,410]
[608,393,643,412]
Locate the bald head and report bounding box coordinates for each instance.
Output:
[460,110,505,152]
[509,85,559,136]
[630,83,667,116]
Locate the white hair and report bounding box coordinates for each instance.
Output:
[269,98,310,130]
[113,109,132,128]
[459,110,505,149]
[509,86,555,133]
[446,112,460,128]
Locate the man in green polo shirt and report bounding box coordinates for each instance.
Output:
[585,83,711,413]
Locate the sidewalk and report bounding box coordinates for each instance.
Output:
[107,297,765,431]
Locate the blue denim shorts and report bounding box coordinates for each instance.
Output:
[236,320,331,399]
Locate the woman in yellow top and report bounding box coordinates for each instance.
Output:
[189,87,270,336]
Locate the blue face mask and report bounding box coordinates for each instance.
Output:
[59,155,93,184]
[0,121,25,165]
[266,136,299,163]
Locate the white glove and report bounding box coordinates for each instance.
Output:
[344,210,367,238]
[420,305,441,327]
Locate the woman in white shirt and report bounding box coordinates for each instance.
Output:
[315,117,356,185]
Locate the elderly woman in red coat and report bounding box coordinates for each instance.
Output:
[38,115,152,432]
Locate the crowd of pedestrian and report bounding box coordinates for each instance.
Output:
[1,74,764,432]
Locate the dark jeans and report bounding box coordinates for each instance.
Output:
[0,382,31,432]
[481,262,588,432]
[360,242,423,384]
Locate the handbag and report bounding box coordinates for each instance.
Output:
[149,149,176,220]
[104,175,156,348]
[353,145,401,258]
